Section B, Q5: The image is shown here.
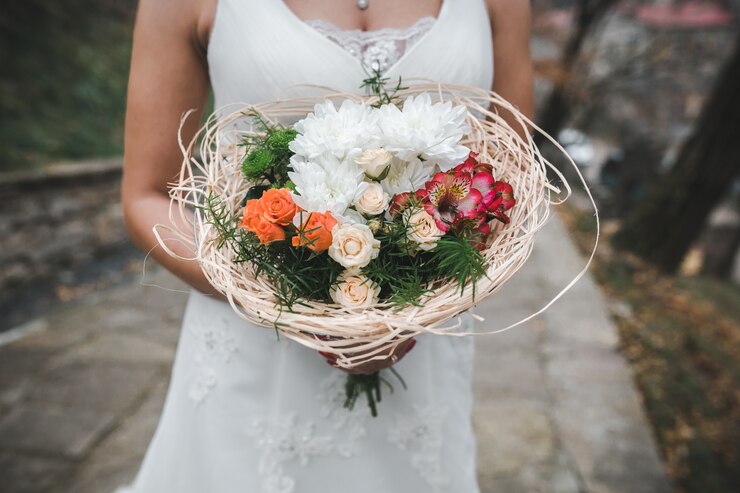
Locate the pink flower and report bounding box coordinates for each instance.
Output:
[454,152,479,175]
[453,152,516,225]
[389,190,425,219]
[421,171,482,232]
[469,220,491,251]
[395,151,516,250]
[453,152,498,213]
[454,151,494,176]
[486,181,516,224]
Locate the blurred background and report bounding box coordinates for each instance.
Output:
[0,1,737,492]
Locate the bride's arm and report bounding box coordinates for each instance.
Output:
[487,0,535,131]
[122,0,221,296]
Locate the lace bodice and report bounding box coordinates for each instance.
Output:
[208,0,492,107]
[304,17,437,73]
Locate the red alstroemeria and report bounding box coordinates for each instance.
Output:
[405,150,515,246]
[454,151,495,176]
[454,151,479,175]
[485,181,516,224]
[421,171,482,231]
[471,171,495,210]
[453,152,498,214]
[469,220,491,251]
[474,161,494,174]
[389,190,425,219]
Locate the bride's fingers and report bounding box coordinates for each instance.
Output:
[323,337,419,374]
[345,340,417,374]
[399,337,417,357]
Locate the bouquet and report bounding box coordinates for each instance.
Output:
[237,95,515,311]
[158,76,583,416]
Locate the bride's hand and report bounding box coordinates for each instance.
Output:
[320,338,417,375]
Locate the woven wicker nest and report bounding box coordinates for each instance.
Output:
[157,82,581,369]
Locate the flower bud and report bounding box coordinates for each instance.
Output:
[354,149,393,179]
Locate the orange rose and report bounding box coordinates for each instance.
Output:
[292,211,337,252]
[252,217,286,244]
[261,188,298,226]
[240,199,285,244]
[240,199,265,231]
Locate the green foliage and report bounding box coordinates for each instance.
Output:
[431,235,488,299]
[364,214,487,306]
[360,67,408,108]
[0,1,138,171]
[364,219,430,305]
[242,148,276,180]
[240,112,298,184]
[200,193,240,250]
[245,241,343,309]
[344,372,382,417]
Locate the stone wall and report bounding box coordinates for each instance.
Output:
[0,159,128,294]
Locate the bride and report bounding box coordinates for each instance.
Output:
[120,0,533,491]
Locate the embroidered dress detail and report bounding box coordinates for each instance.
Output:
[388,403,450,487]
[188,320,238,403]
[247,414,334,493]
[246,372,371,493]
[247,370,454,492]
[304,17,436,73]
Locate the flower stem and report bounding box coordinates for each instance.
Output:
[344,371,381,417]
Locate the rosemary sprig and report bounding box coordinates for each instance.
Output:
[360,66,408,108]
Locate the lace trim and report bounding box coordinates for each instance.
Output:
[305,16,436,73]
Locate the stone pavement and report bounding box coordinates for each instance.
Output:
[0,214,672,493]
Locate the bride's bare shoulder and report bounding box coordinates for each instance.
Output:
[484,0,532,30]
[134,0,218,53]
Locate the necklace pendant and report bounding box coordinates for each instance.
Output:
[357,0,369,10]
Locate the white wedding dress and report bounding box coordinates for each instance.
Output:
[120,1,493,492]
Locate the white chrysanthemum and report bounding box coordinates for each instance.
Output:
[380,156,435,196]
[288,154,367,219]
[337,208,367,225]
[377,93,471,171]
[289,100,381,161]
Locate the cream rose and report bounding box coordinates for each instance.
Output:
[354,148,393,179]
[330,270,381,308]
[404,208,445,251]
[329,223,380,269]
[354,182,390,216]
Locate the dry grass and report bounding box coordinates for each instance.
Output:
[559,202,740,493]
